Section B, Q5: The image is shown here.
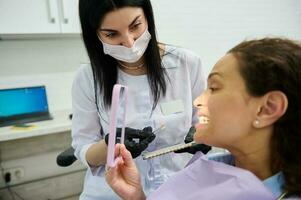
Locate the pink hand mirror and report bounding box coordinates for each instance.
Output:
[106,84,128,167]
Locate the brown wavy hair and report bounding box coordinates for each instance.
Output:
[229,38,301,196]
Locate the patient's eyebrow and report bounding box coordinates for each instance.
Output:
[207,72,222,81]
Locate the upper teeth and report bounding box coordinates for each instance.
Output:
[199,116,209,124]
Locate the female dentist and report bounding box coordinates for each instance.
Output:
[71,0,210,199]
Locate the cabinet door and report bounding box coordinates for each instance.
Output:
[0,0,61,34]
[58,0,81,33]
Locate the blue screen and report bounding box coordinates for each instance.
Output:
[0,86,49,117]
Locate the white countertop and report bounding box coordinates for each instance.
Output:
[0,110,72,142]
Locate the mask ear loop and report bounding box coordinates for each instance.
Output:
[106,84,128,167]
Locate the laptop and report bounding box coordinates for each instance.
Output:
[0,86,53,127]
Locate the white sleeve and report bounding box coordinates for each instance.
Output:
[185,51,206,125]
[71,64,105,176]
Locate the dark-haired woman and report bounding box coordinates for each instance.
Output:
[71,0,208,199]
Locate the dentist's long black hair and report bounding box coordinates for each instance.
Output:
[79,0,166,109]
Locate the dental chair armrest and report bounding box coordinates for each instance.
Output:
[56,147,77,167]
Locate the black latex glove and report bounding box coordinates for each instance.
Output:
[105,126,156,158]
[175,126,211,154]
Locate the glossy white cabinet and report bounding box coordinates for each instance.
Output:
[0,0,80,34]
[59,0,80,33]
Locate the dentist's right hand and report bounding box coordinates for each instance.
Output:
[105,127,156,159]
[105,143,146,200]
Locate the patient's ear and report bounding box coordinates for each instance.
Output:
[255,91,288,127]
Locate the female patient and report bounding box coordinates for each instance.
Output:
[105,38,301,199]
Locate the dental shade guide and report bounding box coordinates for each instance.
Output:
[143,103,210,160]
[142,141,196,160]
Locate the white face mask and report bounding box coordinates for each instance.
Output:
[100,28,151,63]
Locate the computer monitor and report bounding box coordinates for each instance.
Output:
[0,86,52,127]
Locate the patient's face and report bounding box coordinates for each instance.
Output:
[193,54,259,149]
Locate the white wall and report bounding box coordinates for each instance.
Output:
[152,0,301,76]
[0,0,301,111]
[0,37,87,76]
[0,37,89,111]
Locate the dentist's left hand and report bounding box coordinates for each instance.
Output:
[105,143,146,200]
[175,126,211,154]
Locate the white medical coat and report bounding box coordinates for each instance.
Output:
[71,45,206,199]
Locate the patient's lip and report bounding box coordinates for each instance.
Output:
[197,109,208,117]
[195,123,204,129]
